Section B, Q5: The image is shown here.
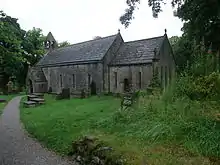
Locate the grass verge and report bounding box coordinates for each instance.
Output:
[0,94,21,115]
[20,94,219,164]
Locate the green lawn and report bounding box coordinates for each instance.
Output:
[0,94,19,115]
[20,95,219,164]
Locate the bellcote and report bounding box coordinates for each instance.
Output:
[44,32,58,51]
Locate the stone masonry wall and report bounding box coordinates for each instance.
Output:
[28,67,47,93]
[109,64,153,93]
[103,33,124,93]
[156,36,175,89]
[42,62,103,96]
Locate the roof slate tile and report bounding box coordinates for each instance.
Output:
[110,36,165,65]
[37,34,118,66]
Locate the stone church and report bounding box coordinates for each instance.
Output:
[27,29,175,96]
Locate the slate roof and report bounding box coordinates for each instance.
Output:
[110,35,165,65]
[37,34,118,66]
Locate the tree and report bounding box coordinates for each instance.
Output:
[170,35,194,73]
[22,27,46,65]
[93,36,102,40]
[58,41,70,48]
[177,0,220,53]
[120,0,220,68]
[0,11,25,89]
[120,0,183,28]
[0,11,46,89]
[121,0,220,57]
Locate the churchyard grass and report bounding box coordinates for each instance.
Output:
[0,94,20,115]
[20,94,219,164]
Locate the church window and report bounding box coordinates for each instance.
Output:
[88,74,91,87]
[138,72,142,89]
[72,74,76,89]
[114,72,117,88]
[60,74,63,87]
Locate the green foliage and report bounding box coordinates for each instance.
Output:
[148,70,161,89]
[0,11,46,88]
[20,93,220,164]
[58,41,70,48]
[22,27,46,65]
[169,35,195,73]
[120,0,183,27]
[96,97,220,158]
[175,72,220,100]
[20,95,120,155]
[0,11,25,88]
[121,0,220,59]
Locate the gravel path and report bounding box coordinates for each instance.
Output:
[0,96,73,165]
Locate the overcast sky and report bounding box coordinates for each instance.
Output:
[1,0,183,44]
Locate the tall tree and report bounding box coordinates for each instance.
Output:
[0,11,25,89]
[120,0,183,28]
[120,0,220,51]
[22,27,46,66]
[0,11,46,89]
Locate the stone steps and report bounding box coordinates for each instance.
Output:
[23,93,45,108]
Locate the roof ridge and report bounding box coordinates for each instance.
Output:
[125,35,165,44]
[55,34,118,51]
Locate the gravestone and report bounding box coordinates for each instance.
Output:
[56,88,70,100]
[0,99,6,103]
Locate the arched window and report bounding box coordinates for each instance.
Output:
[60,74,62,87]
[138,72,142,89]
[114,72,117,88]
[72,74,76,89]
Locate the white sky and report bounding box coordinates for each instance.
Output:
[1,0,183,44]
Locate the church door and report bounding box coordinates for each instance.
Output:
[124,78,130,92]
[90,81,97,95]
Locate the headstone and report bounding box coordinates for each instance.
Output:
[7,80,13,94]
[0,99,6,103]
[56,88,70,100]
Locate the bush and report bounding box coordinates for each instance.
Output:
[175,72,220,100]
[69,136,126,165]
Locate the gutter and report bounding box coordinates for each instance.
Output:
[37,60,101,68]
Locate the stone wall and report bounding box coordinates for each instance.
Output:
[28,67,47,93]
[109,64,153,93]
[156,36,176,89]
[103,33,124,93]
[42,62,103,96]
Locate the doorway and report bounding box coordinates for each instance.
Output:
[124,78,130,92]
[29,79,33,93]
[90,81,97,95]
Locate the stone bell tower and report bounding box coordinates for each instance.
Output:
[44,32,58,52]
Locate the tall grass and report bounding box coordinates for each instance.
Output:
[92,79,220,159]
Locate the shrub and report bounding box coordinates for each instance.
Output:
[175,72,220,100]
